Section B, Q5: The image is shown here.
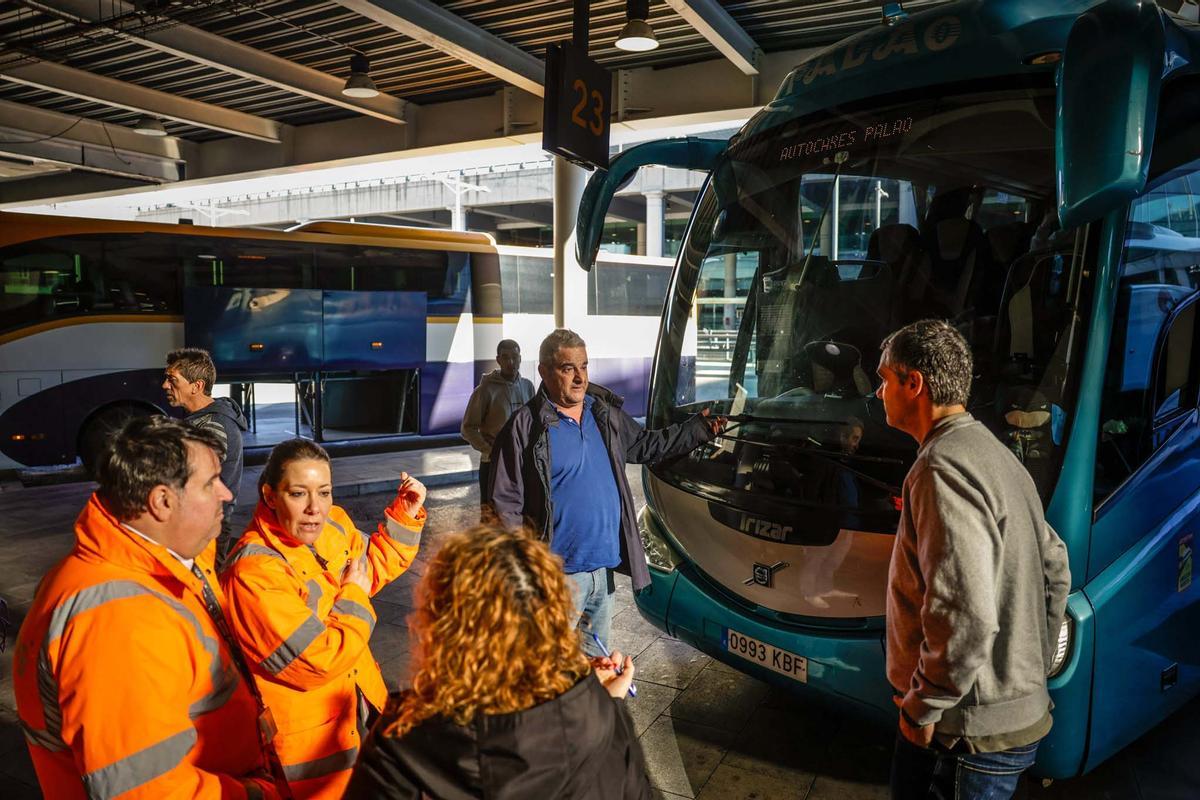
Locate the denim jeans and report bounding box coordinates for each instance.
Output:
[890,733,1040,800]
[566,567,614,658]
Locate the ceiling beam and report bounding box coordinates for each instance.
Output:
[0,171,150,204]
[330,0,545,97]
[0,59,286,143]
[0,98,186,183]
[664,0,761,75]
[28,0,409,124]
[472,202,553,227]
[608,196,645,223]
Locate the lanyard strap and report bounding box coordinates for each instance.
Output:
[191,565,295,800]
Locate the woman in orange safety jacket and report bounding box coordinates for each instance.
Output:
[220,438,425,799]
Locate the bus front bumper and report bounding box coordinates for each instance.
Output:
[634,563,1094,779]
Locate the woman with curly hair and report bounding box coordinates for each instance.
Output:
[345,526,651,800]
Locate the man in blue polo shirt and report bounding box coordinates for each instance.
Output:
[489,329,724,655]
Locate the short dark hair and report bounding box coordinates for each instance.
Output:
[96,415,225,521]
[166,348,217,395]
[880,319,973,407]
[496,339,521,356]
[258,438,332,500]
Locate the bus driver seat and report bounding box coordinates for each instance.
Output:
[920,187,991,317]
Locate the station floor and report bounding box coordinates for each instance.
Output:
[1,449,1198,799]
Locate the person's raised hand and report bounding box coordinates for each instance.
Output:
[343,554,371,594]
[394,472,427,518]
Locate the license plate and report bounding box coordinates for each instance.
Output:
[723,628,808,683]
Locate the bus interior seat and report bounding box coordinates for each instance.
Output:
[867,223,931,325]
[984,221,1034,309]
[920,187,992,316]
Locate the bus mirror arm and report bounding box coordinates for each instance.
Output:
[576,137,727,270]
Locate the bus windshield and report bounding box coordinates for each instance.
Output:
[650,82,1096,535]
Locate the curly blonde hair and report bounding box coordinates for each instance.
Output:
[386,526,591,737]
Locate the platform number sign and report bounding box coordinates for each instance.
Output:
[543,42,611,169]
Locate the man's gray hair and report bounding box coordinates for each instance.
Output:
[880,319,973,407]
[539,329,587,367]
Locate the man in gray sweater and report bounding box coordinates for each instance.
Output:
[875,320,1071,800]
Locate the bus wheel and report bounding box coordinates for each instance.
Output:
[78,403,155,479]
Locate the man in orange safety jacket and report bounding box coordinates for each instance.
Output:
[13,416,284,799]
[220,438,425,799]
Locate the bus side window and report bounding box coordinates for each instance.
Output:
[1095,170,1200,503]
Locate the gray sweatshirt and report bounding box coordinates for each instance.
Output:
[461,369,535,462]
[886,413,1071,738]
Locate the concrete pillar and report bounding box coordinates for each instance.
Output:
[553,156,588,330]
[451,189,466,231]
[644,190,665,258]
[636,223,646,256]
[723,252,738,330]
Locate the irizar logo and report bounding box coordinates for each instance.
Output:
[799,15,963,86]
[744,560,790,588]
[739,514,793,542]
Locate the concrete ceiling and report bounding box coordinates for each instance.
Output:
[0,0,948,207]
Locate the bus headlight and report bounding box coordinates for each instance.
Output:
[638,505,682,573]
[1049,616,1073,678]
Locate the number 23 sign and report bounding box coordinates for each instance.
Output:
[543,43,611,170]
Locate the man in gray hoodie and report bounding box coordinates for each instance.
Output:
[163,347,248,564]
[461,339,534,509]
[875,320,1070,800]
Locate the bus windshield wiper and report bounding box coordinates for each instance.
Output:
[712,428,903,494]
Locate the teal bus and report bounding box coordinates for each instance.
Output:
[576,0,1200,778]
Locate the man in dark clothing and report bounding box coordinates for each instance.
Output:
[461,339,535,511]
[164,347,248,564]
[489,329,724,656]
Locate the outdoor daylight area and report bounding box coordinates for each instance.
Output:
[3,2,1200,800]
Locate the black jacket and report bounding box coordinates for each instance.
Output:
[185,397,247,503]
[488,383,712,591]
[345,676,652,800]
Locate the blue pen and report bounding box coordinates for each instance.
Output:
[591,633,637,698]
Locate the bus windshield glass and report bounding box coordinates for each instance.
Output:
[650,82,1095,534]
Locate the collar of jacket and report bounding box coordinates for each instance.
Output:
[246,500,337,575]
[74,493,212,589]
[533,382,624,429]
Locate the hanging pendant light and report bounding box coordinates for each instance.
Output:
[616,0,658,52]
[132,115,167,136]
[342,53,379,99]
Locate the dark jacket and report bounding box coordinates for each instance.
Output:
[345,676,652,800]
[185,397,248,503]
[488,383,712,591]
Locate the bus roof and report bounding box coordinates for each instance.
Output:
[742,0,1193,143]
[0,211,498,252]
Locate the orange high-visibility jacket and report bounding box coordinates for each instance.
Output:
[13,494,279,800]
[220,500,423,800]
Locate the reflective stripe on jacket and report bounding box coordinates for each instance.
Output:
[13,494,278,800]
[221,501,423,800]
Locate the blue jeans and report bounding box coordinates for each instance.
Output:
[890,733,1040,800]
[566,567,614,658]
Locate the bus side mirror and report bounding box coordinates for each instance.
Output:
[1057,0,1164,229]
[576,137,727,270]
